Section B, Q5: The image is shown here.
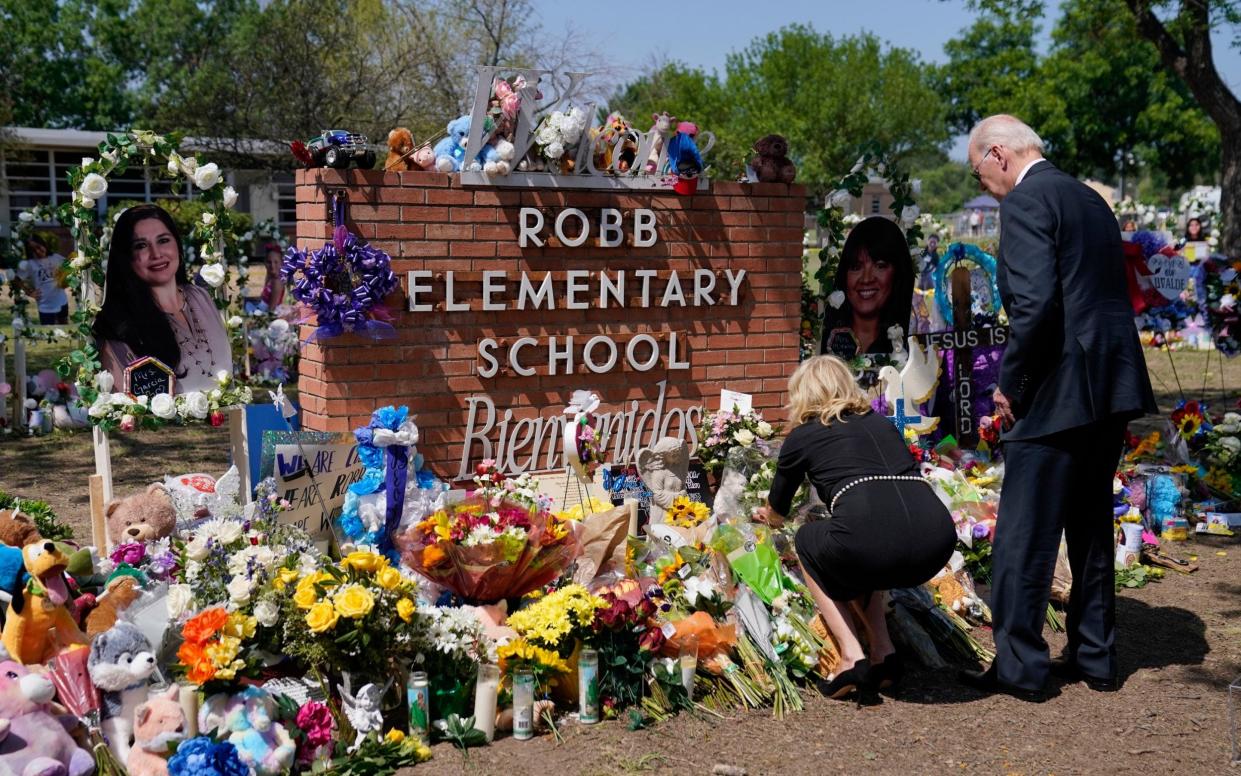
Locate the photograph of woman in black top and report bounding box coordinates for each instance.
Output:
[755,355,955,700]
[820,216,916,360]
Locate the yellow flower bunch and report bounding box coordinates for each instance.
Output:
[273,567,300,591]
[293,571,338,609]
[506,584,605,650]
[554,498,613,522]
[205,634,245,680]
[1125,432,1161,462]
[666,496,710,529]
[334,584,376,619]
[342,550,388,574]
[416,510,454,542]
[1205,467,1234,494]
[657,551,686,586]
[223,612,257,640]
[497,638,570,676]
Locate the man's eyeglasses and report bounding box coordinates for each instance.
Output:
[971,147,996,181]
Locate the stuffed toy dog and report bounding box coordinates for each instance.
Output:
[0,659,95,776]
[128,684,186,776]
[90,620,158,762]
[1,541,87,664]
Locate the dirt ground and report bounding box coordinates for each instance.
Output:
[2,334,1240,774]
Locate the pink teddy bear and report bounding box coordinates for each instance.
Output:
[0,660,95,776]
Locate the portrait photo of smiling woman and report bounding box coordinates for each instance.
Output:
[94,204,232,394]
[820,216,916,360]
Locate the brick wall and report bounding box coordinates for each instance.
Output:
[294,168,806,479]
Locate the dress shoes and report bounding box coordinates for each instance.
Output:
[1049,655,1120,692]
[958,666,1050,703]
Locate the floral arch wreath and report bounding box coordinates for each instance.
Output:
[933,242,1003,326]
[40,130,251,430]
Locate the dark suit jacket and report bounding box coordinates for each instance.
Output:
[997,161,1157,441]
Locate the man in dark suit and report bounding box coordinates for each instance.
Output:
[960,115,1157,700]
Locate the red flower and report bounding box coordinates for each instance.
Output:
[209,410,226,427]
[638,627,666,654]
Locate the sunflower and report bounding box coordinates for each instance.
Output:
[1176,413,1203,438]
[666,496,711,528]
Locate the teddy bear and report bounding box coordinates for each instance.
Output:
[478,138,515,176]
[89,620,158,763]
[0,509,41,548]
[643,112,676,173]
[749,134,796,183]
[200,686,297,776]
[0,659,95,776]
[1,541,87,664]
[433,115,471,173]
[105,483,176,546]
[385,127,416,171]
[127,684,185,776]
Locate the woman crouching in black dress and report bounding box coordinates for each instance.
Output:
[755,355,955,699]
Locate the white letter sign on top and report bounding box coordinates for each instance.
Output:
[482,271,506,311]
[555,208,589,247]
[519,207,545,247]
[634,209,657,247]
[599,208,623,247]
[478,338,500,378]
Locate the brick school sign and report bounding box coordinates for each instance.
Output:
[295,169,805,480]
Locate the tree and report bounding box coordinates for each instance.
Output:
[907,151,980,214]
[609,25,950,196]
[1121,0,1241,253]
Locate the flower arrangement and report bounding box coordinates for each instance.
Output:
[531,107,590,172]
[80,370,253,432]
[281,225,398,342]
[284,550,422,674]
[397,477,579,604]
[587,581,664,715]
[696,407,777,473]
[1203,258,1241,357]
[176,607,259,687]
[496,638,570,688]
[1200,412,1241,494]
[665,496,711,529]
[169,736,251,776]
[507,584,605,654]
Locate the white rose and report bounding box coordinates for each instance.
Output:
[88,393,112,418]
[210,389,221,401]
[70,253,89,269]
[167,155,181,175]
[756,421,773,438]
[199,263,225,288]
[734,429,755,447]
[192,162,221,190]
[1225,412,1241,425]
[546,141,565,159]
[185,535,211,561]
[227,315,244,328]
[17,211,34,223]
[94,371,115,393]
[102,149,119,164]
[182,391,210,419]
[216,520,243,545]
[227,576,254,605]
[201,212,216,226]
[81,157,95,168]
[829,190,852,208]
[223,186,238,209]
[268,318,290,337]
[80,196,96,210]
[828,290,846,309]
[1222,436,1241,452]
[167,584,193,620]
[216,370,230,383]
[150,393,176,419]
[254,599,280,627]
[79,173,108,199]
[900,205,920,225]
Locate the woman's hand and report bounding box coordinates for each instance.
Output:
[752,505,785,529]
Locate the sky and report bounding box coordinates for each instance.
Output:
[534,0,1241,161]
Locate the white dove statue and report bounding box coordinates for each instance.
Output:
[877,336,941,437]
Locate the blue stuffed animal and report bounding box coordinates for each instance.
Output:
[665,120,705,178]
[434,115,471,172]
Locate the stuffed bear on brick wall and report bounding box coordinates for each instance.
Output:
[105,484,176,546]
[750,134,797,184]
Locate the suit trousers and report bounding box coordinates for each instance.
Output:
[991,417,1128,689]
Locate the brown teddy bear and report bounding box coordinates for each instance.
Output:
[0,510,41,548]
[385,127,416,171]
[750,134,797,183]
[105,484,176,546]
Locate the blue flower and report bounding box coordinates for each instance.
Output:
[358,445,384,471]
[370,405,408,431]
[169,738,248,776]
[339,513,365,540]
[354,427,375,446]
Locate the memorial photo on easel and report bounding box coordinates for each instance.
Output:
[93,204,232,394]
[820,216,916,362]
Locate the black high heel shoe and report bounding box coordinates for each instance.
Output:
[872,652,904,692]
[816,658,871,700]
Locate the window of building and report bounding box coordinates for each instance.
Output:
[274,172,296,231]
[870,196,881,215]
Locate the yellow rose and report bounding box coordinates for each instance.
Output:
[293,585,318,610]
[224,613,257,640]
[274,567,300,591]
[375,566,403,590]
[397,598,415,623]
[343,551,386,574]
[385,729,406,744]
[305,601,338,633]
[333,584,375,619]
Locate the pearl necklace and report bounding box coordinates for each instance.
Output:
[829,475,931,517]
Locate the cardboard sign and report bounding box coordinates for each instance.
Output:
[685,459,714,509]
[124,356,175,398]
[1146,253,1191,301]
[260,431,365,539]
[719,389,753,414]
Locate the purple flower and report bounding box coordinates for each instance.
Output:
[971,523,991,541]
[110,543,146,566]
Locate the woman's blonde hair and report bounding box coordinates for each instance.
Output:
[786,355,871,425]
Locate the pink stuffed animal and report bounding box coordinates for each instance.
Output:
[128,685,186,776]
[0,660,95,776]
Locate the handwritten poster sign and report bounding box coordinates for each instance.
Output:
[260,431,365,539]
[685,459,713,509]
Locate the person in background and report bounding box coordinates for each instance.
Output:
[755,355,955,700]
[963,114,1156,700]
[17,234,70,324]
[94,204,232,394]
[1181,217,1208,247]
[918,233,940,290]
[260,242,285,309]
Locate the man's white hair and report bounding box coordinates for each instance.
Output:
[969,114,1045,156]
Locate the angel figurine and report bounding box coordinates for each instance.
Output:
[637,437,689,524]
[339,678,391,751]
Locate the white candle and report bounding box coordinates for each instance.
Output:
[179,684,199,737]
[473,664,500,742]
